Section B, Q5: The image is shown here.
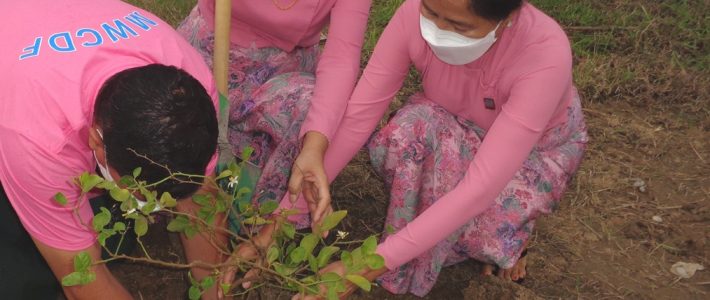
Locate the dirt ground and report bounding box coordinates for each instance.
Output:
[111,0,708,299]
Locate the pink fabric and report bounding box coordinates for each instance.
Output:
[197,0,371,141]
[0,0,217,251]
[280,0,575,270]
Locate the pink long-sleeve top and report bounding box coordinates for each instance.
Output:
[198,0,371,141]
[282,0,575,270]
[1,0,217,251]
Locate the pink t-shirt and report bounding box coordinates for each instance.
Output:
[281,0,574,270]
[0,0,218,251]
[197,0,372,142]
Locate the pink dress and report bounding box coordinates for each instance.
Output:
[177,0,371,231]
[280,0,589,295]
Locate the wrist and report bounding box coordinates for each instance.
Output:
[301,131,329,156]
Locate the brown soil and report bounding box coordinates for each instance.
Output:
[111,0,709,299]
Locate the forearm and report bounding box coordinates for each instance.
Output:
[179,213,228,273]
[32,238,132,300]
[63,269,132,300]
[176,182,229,299]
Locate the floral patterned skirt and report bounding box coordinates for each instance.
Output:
[368,92,588,296]
[177,7,319,216]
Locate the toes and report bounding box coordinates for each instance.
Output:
[499,269,512,280]
[482,264,495,276]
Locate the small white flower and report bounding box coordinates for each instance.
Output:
[336,230,349,239]
[227,176,239,189]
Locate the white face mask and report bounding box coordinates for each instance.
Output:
[94,129,160,212]
[94,129,115,182]
[420,15,501,65]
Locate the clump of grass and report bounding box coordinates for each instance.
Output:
[124,0,196,27]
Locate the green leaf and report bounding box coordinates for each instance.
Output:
[258,200,279,215]
[300,233,319,255]
[216,169,232,180]
[188,286,201,300]
[308,254,319,273]
[61,272,82,286]
[184,225,198,238]
[167,215,190,232]
[266,246,280,264]
[385,224,396,234]
[237,201,251,214]
[132,167,142,178]
[335,280,347,293]
[97,231,111,247]
[320,210,347,232]
[92,207,111,232]
[300,276,320,295]
[215,197,227,213]
[220,283,231,296]
[134,215,148,237]
[192,194,211,206]
[241,146,254,162]
[341,251,353,270]
[139,187,156,203]
[280,208,300,217]
[201,276,215,289]
[317,246,340,268]
[159,192,177,208]
[74,251,92,272]
[235,187,251,200]
[346,274,371,292]
[280,222,296,239]
[243,216,269,225]
[227,161,240,175]
[197,207,213,222]
[351,248,364,272]
[61,271,95,286]
[119,175,135,187]
[361,236,377,255]
[113,221,126,231]
[140,201,157,215]
[109,188,130,202]
[289,246,306,263]
[285,242,297,257]
[79,173,104,193]
[96,180,116,190]
[326,286,338,300]
[273,263,295,276]
[365,254,385,270]
[53,192,68,206]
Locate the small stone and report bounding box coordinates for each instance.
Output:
[652,215,663,223]
[632,178,647,192]
[670,262,705,279]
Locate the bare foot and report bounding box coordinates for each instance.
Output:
[482,254,528,281]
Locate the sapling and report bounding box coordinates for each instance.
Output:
[54,149,383,299]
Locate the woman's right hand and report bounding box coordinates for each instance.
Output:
[288,131,331,230]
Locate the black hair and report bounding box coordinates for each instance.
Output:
[469,0,523,22]
[94,64,218,199]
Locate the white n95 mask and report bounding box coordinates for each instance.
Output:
[94,129,115,182]
[420,15,500,65]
